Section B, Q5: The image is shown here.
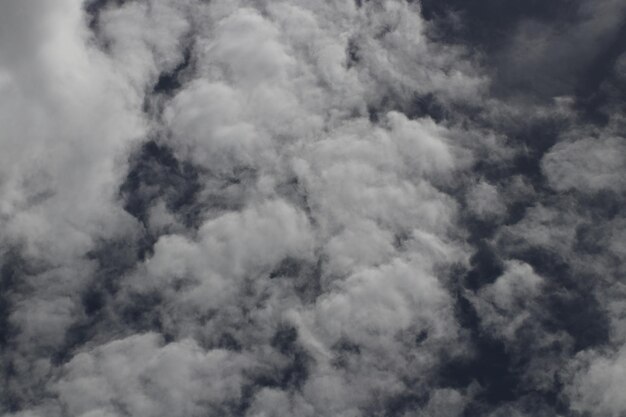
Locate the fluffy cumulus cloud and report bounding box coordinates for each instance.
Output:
[567,345,626,417]
[0,0,625,416]
[543,134,626,193]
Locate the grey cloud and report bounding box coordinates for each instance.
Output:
[567,346,626,417]
[465,180,507,221]
[53,333,253,417]
[543,134,626,193]
[1,0,626,416]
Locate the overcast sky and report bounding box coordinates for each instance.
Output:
[0,0,625,416]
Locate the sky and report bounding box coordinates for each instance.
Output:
[0,0,625,416]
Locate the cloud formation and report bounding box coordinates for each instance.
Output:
[0,0,625,416]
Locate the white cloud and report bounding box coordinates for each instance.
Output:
[95,0,191,90]
[54,333,253,417]
[0,1,147,402]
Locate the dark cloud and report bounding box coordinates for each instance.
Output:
[422,0,626,104]
[120,140,202,229]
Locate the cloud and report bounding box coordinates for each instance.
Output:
[466,180,507,221]
[1,0,625,416]
[54,333,253,417]
[543,134,626,193]
[568,346,626,417]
